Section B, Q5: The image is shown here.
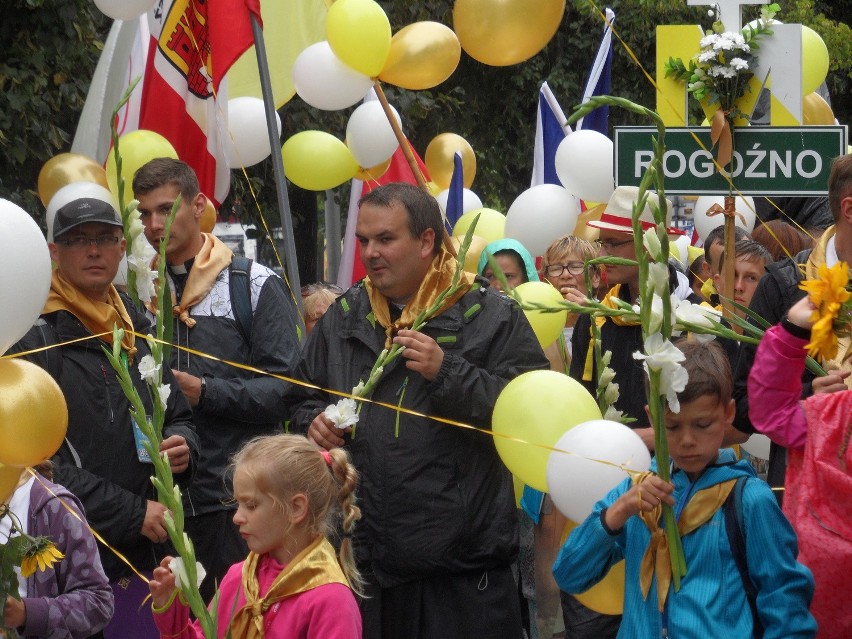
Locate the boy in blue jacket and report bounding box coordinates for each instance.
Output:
[553,339,816,638]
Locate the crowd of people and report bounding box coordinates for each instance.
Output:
[1,154,850,638]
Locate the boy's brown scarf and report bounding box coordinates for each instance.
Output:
[43,270,136,359]
[229,537,348,638]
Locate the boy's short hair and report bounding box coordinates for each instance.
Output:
[673,338,733,405]
[719,238,773,267]
[703,224,750,264]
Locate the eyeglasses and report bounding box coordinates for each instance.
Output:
[544,262,585,277]
[594,238,634,252]
[56,235,122,249]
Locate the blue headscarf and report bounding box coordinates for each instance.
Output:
[476,238,539,283]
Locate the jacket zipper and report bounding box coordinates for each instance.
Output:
[101,365,114,423]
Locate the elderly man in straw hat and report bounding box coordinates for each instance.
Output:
[569,186,700,451]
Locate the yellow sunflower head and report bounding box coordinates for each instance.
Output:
[19,540,64,578]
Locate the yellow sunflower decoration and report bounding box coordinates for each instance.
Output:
[20,540,64,578]
[800,261,852,361]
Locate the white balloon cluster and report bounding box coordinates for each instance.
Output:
[225,97,282,169]
[691,195,757,241]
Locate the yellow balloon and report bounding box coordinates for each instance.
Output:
[38,153,110,207]
[106,130,178,200]
[802,26,829,96]
[450,234,489,274]
[282,131,358,191]
[355,157,392,183]
[803,92,835,125]
[379,22,461,90]
[0,359,68,467]
[326,0,391,77]
[0,462,24,505]
[451,208,505,243]
[453,0,565,66]
[425,181,442,196]
[201,196,217,233]
[493,370,602,492]
[561,519,625,615]
[425,133,476,190]
[512,281,568,348]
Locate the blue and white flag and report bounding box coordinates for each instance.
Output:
[576,7,616,135]
[531,81,571,187]
[445,151,465,230]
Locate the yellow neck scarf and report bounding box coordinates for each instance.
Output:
[229,537,349,639]
[805,227,852,376]
[364,245,475,349]
[43,270,136,359]
[635,473,738,611]
[169,233,233,329]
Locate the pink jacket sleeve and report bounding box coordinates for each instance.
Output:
[747,324,808,450]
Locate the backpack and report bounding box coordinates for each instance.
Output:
[229,254,253,346]
[723,476,764,639]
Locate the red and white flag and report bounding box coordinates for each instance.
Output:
[138,0,261,206]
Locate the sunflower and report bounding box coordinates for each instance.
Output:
[20,540,64,578]
[800,261,852,361]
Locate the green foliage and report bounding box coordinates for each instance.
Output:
[0,0,108,217]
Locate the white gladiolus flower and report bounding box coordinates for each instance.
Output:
[633,333,689,413]
[649,262,670,297]
[158,384,171,409]
[169,557,206,591]
[138,355,161,382]
[642,228,663,261]
[603,381,620,405]
[324,398,360,429]
[598,366,616,388]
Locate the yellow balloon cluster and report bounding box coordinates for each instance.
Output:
[425,133,476,190]
[449,234,489,274]
[453,0,565,66]
[380,22,461,90]
[0,462,23,505]
[451,208,505,243]
[803,92,835,125]
[0,359,68,468]
[801,26,829,96]
[200,196,217,233]
[38,153,109,207]
[492,370,602,491]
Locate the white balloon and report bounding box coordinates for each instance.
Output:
[93,0,156,20]
[554,130,615,203]
[434,188,483,217]
[346,101,401,169]
[547,419,652,523]
[691,195,756,241]
[740,433,771,460]
[504,185,580,257]
[293,41,374,111]
[225,97,281,168]
[46,182,119,242]
[0,200,53,353]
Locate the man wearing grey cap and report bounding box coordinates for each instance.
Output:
[8,194,199,639]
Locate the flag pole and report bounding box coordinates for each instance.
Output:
[372,80,457,256]
[250,14,305,324]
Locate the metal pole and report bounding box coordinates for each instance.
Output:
[324,190,341,282]
[250,14,305,328]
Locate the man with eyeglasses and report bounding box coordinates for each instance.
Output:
[569,186,701,455]
[9,193,199,638]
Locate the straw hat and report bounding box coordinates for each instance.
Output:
[587,186,683,236]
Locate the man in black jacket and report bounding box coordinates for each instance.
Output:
[133,158,301,601]
[287,183,548,639]
[10,193,198,638]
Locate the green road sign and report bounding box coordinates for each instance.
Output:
[615,126,848,195]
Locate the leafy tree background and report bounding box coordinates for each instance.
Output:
[1,0,849,283]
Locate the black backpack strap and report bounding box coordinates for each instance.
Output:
[229,255,253,346]
[724,476,764,639]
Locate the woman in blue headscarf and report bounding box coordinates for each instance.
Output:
[477,238,539,291]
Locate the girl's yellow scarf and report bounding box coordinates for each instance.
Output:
[229,537,348,638]
[42,270,136,359]
[364,246,475,349]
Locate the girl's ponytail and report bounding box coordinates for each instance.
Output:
[328,447,365,597]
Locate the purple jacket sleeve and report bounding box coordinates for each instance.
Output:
[747,324,809,450]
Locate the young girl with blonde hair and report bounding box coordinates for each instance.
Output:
[149,434,363,638]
